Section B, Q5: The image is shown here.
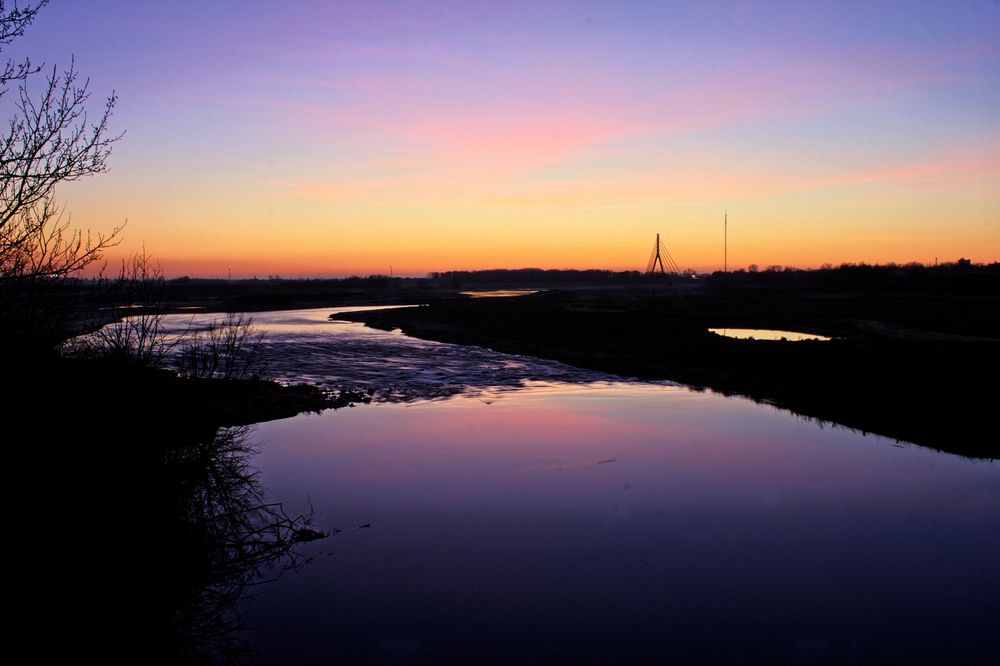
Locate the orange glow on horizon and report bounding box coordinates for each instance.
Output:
[43,3,998,281]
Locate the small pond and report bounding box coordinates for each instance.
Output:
[709,328,832,341]
[461,289,541,298]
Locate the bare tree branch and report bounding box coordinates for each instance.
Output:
[1,59,122,229]
[0,1,124,348]
[0,2,47,91]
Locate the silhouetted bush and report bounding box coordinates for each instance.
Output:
[88,249,170,364]
[175,313,268,381]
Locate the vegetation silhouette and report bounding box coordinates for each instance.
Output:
[6,344,349,661]
[0,4,343,646]
[175,314,268,382]
[85,248,172,365]
[0,1,123,351]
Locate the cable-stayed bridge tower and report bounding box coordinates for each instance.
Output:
[645,232,682,274]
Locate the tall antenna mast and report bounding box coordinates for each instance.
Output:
[724,210,728,273]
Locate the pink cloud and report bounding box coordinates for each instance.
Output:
[848,138,1000,186]
[238,31,999,208]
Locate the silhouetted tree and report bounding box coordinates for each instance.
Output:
[0,1,123,347]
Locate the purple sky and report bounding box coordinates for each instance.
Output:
[7,1,999,275]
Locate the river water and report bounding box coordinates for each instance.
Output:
[162,308,1000,664]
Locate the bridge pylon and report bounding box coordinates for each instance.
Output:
[645,232,681,275]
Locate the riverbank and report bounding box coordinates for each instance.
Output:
[337,284,999,459]
[5,352,360,660]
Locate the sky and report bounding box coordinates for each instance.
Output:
[6,0,1000,276]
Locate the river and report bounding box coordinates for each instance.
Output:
[161,307,1000,664]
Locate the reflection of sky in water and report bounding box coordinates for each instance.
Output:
[709,328,832,341]
[159,307,647,401]
[147,306,998,662]
[460,289,541,298]
[244,381,999,663]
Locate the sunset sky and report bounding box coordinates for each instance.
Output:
[11,1,1000,276]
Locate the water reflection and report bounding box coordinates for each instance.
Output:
[159,426,327,662]
[460,289,541,298]
[709,328,832,341]
[244,384,1000,663]
[141,306,997,662]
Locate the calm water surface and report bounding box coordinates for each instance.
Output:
[170,309,998,664]
[460,289,542,298]
[709,328,832,341]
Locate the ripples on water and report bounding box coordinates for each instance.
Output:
[159,307,652,402]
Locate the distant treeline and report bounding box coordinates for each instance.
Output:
[165,274,411,288]
[429,261,1000,291]
[61,260,998,297]
[161,270,657,287]
[160,274,427,308]
[427,268,670,287]
[705,260,1000,293]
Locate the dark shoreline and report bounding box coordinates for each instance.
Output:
[7,353,365,660]
[55,265,998,460]
[334,283,999,459]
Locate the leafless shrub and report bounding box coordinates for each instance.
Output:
[176,313,268,381]
[70,255,270,380]
[86,248,170,364]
